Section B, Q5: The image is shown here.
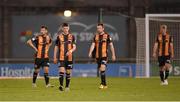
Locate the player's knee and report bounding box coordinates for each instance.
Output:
[100,64,106,71]
[44,67,49,73]
[34,69,40,73]
[59,67,65,73]
[66,70,71,80]
[160,66,165,71]
[165,63,172,69]
[66,69,71,74]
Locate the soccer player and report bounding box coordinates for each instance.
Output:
[27,25,54,88]
[53,23,76,91]
[153,25,174,85]
[88,23,116,89]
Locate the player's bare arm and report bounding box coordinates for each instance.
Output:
[27,39,38,52]
[109,42,116,61]
[53,45,58,64]
[49,40,52,47]
[153,42,158,58]
[48,36,53,47]
[66,44,76,56]
[88,42,95,58]
[170,42,174,58]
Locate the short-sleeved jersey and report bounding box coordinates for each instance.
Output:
[155,33,173,56]
[93,32,112,59]
[55,33,76,62]
[31,34,52,59]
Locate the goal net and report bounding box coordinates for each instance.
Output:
[136,14,180,78]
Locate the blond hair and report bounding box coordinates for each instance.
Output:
[160,24,167,33]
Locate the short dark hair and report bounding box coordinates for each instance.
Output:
[41,25,48,30]
[62,23,69,27]
[97,23,104,27]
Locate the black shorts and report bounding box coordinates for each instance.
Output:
[34,58,50,69]
[58,60,73,69]
[96,57,108,68]
[158,56,171,67]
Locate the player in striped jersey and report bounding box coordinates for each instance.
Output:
[153,25,174,85]
[88,23,116,89]
[27,25,54,88]
[54,23,76,91]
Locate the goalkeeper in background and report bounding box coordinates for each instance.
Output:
[153,25,174,85]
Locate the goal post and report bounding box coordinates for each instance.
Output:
[136,14,180,78]
[145,14,150,78]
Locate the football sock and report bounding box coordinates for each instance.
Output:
[59,72,64,86]
[44,73,49,85]
[159,71,164,82]
[66,73,71,88]
[165,70,169,80]
[33,72,38,84]
[100,71,106,86]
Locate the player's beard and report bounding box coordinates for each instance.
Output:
[162,32,166,35]
[98,31,104,35]
[40,32,47,36]
[63,31,69,35]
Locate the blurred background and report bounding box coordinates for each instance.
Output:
[0,0,180,77]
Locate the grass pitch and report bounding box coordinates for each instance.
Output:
[0,77,180,101]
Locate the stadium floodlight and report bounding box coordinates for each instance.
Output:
[64,10,72,17]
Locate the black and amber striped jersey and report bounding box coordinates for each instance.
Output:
[31,34,52,59]
[55,33,76,62]
[93,32,112,59]
[156,33,173,56]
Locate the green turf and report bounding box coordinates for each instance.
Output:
[0,77,180,101]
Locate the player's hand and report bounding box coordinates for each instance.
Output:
[53,58,58,64]
[171,54,174,59]
[66,50,72,56]
[112,55,116,61]
[88,53,92,58]
[153,53,156,58]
